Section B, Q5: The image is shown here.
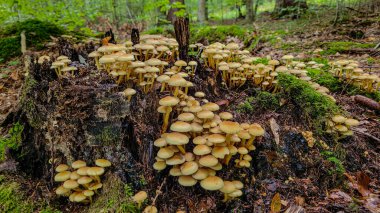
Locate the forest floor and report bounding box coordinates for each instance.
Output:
[0,15,379,213]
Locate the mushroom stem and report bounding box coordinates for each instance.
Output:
[160,83,166,92]
[246,136,256,148]
[224,154,232,165]
[128,95,132,101]
[173,86,180,97]
[177,145,186,154]
[162,107,172,132]
[225,134,232,146]
[241,139,246,147]
[223,193,229,202]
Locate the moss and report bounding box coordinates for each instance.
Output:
[252,57,269,65]
[20,76,42,128]
[278,73,341,134]
[237,91,280,113]
[0,175,60,213]
[307,68,380,102]
[190,25,250,43]
[95,126,120,146]
[88,174,138,213]
[321,41,375,55]
[0,122,24,161]
[0,19,65,62]
[143,25,174,37]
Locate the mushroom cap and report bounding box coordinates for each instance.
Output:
[55,164,69,172]
[180,161,199,175]
[220,121,241,134]
[332,115,347,123]
[178,113,195,122]
[175,60,187,67]
[63,179,79,189]
[77,176,93,185]
[99,56,116,64]
[192,168,209,180]
[170,167,182,176]
[200,176,224,191]
[157,75,170,83]
[212,146,230,159]
[143,205,158,213]
[168,75,187,87]
[238,130,251,140]
[220,181,236,194]
[95,159,112,167]
[202,102,220,111]
[87,167,105,176]
[178,176,197,187]
[124,88,136,96]
[335,124,348,132]
[159,96,179,106]
[199,155,219,167]
[197,110,214,119]
[70,171,81,180]
[153,161,167,171]
[154,138,167,147]
[117,54,134,62]
[145,58,162,66]
[166,154,186,165]
[88,183,103,190]
[248,124,265,136]
[238,147,248,155]
[207,134,226,144]
[193,136,207,145]
[232,180,244,189]
[157,147,175,159]
[229,190,243,198]
[83,190,94,197]
[193,144,212,155]
[170,121,192,132]
[165,132,189,145]
[133,191,148,202]
[345,118,359,126]
[191,122,204,133]
[55,185,70,195]
[219,112,233,120]
[54,171,71,182]
[74,193,87,202]
[76,167,89,176]
[194,92,205,98]
[88,51,101,58]
[72,160,87,169]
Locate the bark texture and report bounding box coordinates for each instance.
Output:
[174,17,190,61]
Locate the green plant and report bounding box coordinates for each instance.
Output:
[321,151,345,175]
[0,122,24,161]
[321,41,375,55]
[252,58,269,65]
[118,184,139,213]
[237,91,280,113]
[190,25,250,43]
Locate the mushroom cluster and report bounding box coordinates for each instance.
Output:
[330,60,380,93]
[326,115,360,136]
[154,88,265,198]
[88,35,198,95]
[50,55,78,77]
[54,159,111,203]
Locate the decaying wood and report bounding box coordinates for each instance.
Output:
[131,28,140,45]
[353,95,380,111]
[352,128,380,143]
[21,31,26,54]
[174,17,190,60]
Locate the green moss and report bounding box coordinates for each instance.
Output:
[307,68,380,102]
[0,175,60,213]
[190,25,250,43]
[0,19,64,62]
[278,73,341,134]
[0,122,24,161]
[95,126,120,146]
[322,41,375,55]
[20,76,43,128]
[237,91,280,113]
[143,25,173,37]
[252,57,269,65]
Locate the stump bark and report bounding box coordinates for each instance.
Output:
[174,17,190,61]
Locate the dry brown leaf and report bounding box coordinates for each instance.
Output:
[271,193,281,213]
[269,118,280,145]
[0,84,4,90]
[10,71,19,81]
[357,171,371,197]
[295,196,305,206]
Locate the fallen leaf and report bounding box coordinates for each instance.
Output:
[295,196,305,206]
[357,171,371,197]
[0,84,4,90]
[269,118,280,145]
[271,193,281,213]
[329,190,352,203]
[285,205,305,213]
[215,99,229,106]
[363,194,380,213]
[10,71,19,81]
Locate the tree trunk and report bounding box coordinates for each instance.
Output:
[198,0,206,24]
[174,17,190,61]
[246,0,254,22]
[274,0,308,18]
[205,0,209,21]
[167,0,185,23]
[131,28,140,45]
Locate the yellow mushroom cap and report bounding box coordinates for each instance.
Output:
[76,167,89,176]
[229,189,243,198]
[165,132,189,145]
[180,161,199,175]
[212,146,230,159]
[74,193,87,202]
[143,205,158,213]
[238,147,248,155]
[55,164,69,172]
[63,179,79,189]
[168,75,187,87]
[193,136,207,145]
[197,110,214,120]
[54,171,71,182]
[332,115,347,123]
[193,144,212,155]
[220,181,236,194]
[83,190,94,197]
[194,92,205,98]
[345,118,359,126]
[220,121,241,134]
[175,60,187,67]
[157,147,175,159]
[124,88,136,96]
[199,155,219,167]
[88,183,103,190]
[87,167,105,176]
[219,112,233,120]
[232,180,244,189]
[55,185,70,195]
[178,175,197,186]
[335,124,348,132]
[202,102,220,111]
[238,130,251,140]
[77,176,93,185]
[170,121,192,132]
[70,171,81,180]
[248,124,265,136]
[71,160,86,169]
[207,134,226,144]
[153,161,167,171]
[192,168,209,180]
[133,191,148,203]
[166,154,186,165]
[154,138,167,147]
[178,113,195,122]
[200,176,224,191]
[170,167,182,176]
[159,96,179,106]
[95,159,112,167]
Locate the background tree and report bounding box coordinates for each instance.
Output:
[246,0,254,22]
[274,0,308,18]
[198,0,207,24]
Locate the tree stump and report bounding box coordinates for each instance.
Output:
[131,28,140,45]
[174,17,190,61]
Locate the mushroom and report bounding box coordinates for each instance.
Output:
[132,191,148,209]
[159,96,180,132]
[123,88,136,101]
[200,176,224,191]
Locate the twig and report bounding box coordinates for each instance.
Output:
[151,177,166,206]
[352,128,380,143]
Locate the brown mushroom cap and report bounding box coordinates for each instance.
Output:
[165,132,189,145]
[159,96,180,106]
[143,205,158,213]
[199,155,219,167]
[220,121,241,134]
[170,121,192,132]
[63,179,79,189]
[180,161,199,175]
[200,176,224,191]
[178,175,197,186]
[193,144,212,155]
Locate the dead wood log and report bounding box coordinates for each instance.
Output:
[353,95,380,111]
[131,28,140,45]
[174,17,190,61]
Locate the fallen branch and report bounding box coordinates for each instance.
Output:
[353,95,380,111]
[352,128,380,143]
